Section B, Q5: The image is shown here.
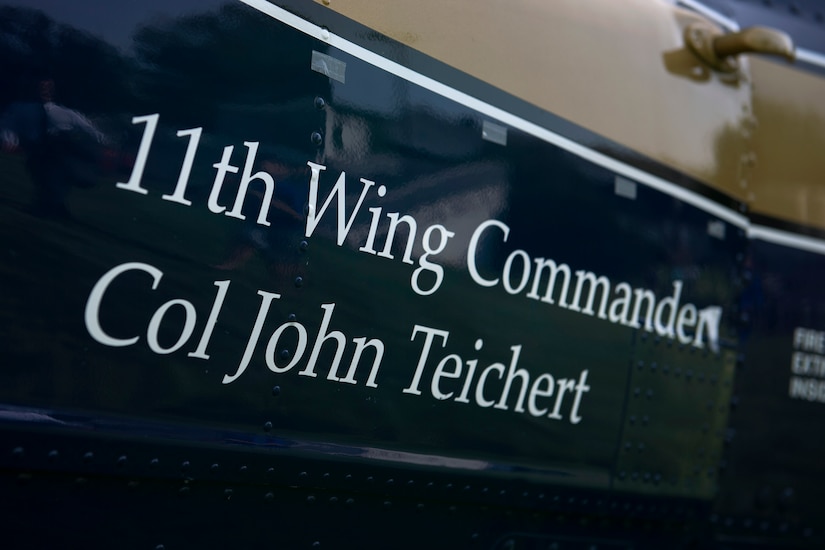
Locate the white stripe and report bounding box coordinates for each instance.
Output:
[749,225,825,255]
[677,0,739,31]
[797,49,825,70]
[240,0,825,256]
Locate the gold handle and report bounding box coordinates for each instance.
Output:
[685,22,795,73]
[713,26,794,62]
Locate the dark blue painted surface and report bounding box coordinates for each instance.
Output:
[0,1,822,548]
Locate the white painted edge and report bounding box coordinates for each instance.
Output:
[749,225,825,255]
[797,48,825,70]
[239,0,825,256]
[676,0,740,31]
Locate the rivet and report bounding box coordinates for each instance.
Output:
[179,486,190,495]
[314,96,326,109]
[117,455,127,467]
[310,131,323,146]
[272,385,281,397]
[307,495,316,504]
[294,276,304,288]
[156,545,165,550]
[211,463,220,471]
[416,503,424,511]
[650,362,658,372]
[267,467,275,475]
[629,415,636,424]
[345,498,354,506]
[150,458,159,468]
[264,421,273,432]
[83,452,94,463]
[383,500,392,509]
[299,240,309,252]
[345,474,352,480]
[300,471,309,479]
[48,450,59,462]
[637,360,644,370]
[224,488,233,498]
[321,28,330,40]
[463,484,472,491]
[407,479,414,486]
[638,443,645,452]
[633,387,640,397]
[642,415,649,425]
[265,492,275,501]
[127,480,139,489]
[181,461,190,471]
[445,483,453,490]
[312,542,321,549]
[645,389,654,399]
[280,349,290,360]
[323,472,330,480]
[329,496,338,504]
[12,446,24,458]
[288,313,297,322]
[386,478,394,485]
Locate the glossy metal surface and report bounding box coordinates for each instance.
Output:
[0,0,824,548]
[313,0,754,201]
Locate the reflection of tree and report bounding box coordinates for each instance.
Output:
[1,3,325,133]
[0,6,132,114]
[132,3,320,128]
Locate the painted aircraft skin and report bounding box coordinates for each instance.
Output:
[0,1,824,548]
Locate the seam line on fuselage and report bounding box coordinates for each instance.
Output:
[239,0,825,256]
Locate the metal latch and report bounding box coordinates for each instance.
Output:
[684,23,795,73]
